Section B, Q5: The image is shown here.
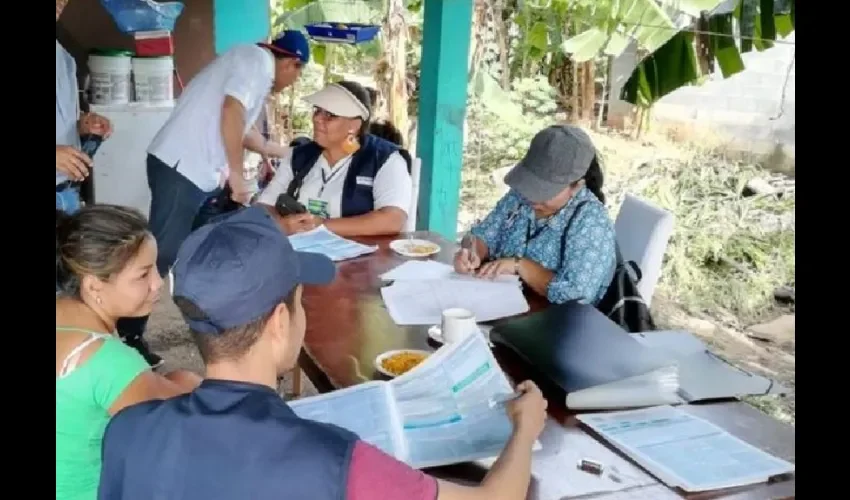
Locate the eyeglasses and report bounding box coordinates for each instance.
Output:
[312,107,340,120]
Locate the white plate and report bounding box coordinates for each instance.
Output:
[389,238,441,258]
[374,349,432,378]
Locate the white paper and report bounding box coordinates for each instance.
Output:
[289,333,521,469]
[522,419,658,499]
[381,279,530,325]
[288,225,378,262]
[577,405,795,492]
[390,331,516,468]
[380,260,520,286]
[289,381,405,458]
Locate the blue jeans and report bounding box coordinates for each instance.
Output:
[117,154,219,340]
[56,184,81,214]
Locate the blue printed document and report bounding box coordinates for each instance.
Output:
[577,405,795,492]
[288,225,378,262]
[289,332,518,468]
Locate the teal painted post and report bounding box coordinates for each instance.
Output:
[415,0,474,239]
[213,0,271,55]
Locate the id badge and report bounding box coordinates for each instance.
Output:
[307,198,330,219]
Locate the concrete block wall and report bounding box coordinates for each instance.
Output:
[608,32,796,160]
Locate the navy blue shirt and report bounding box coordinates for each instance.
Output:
[98,379,358,500]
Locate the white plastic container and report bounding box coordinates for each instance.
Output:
[88,54,132,105]
[132,56,174,103]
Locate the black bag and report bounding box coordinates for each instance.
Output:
[596,246,657,333]
[559,201,657,333]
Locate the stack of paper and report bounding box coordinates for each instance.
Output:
[381,279,530,325]
[380,260,520,286]
[577,405,795,492]
[288,225,378,262]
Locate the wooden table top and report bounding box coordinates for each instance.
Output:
[299,231,795,499]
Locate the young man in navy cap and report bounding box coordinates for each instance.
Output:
[116,31,311,368]
[98,205,548,500]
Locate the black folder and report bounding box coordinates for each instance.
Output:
[490,301,681,410]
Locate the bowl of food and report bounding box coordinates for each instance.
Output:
[389,239,441,258]
[375,349,431,378]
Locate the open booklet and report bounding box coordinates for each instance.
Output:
[577,405,795,492]
[288,225,378,262]
[289,332,519,469]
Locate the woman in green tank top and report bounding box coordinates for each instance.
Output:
[56,205,201,500]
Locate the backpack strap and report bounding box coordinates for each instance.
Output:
[558,200,590,268]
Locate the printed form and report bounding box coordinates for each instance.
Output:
[288,225,378,261]
[578,405,795,492]
[289,332,518,468]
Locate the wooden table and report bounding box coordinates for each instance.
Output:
[299,232,795,499]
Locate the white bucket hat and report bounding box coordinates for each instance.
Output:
[304,83,370,120]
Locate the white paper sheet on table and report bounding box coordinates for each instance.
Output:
[380,260,520,286]
[380,279,530,325]
[529,420,658,499]
[288,225,378,262]
[289,332,520,469]
[577,405,795,492]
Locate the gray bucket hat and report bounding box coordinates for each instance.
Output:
[504,124,597,203]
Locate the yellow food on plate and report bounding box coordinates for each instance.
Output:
[406,243,438,255]
[381,351,428,376]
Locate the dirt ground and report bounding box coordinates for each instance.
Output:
[148,289,795,422]
[147,295,319,398]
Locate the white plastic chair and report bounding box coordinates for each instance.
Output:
[405,157,422,233]
[614,194,675,307]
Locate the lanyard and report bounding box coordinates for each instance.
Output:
[523,217,554,256]
[318,159,350,196]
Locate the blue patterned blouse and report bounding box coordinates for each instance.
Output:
[470,187,617,305]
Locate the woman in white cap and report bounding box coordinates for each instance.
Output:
[454,125,617,306]
[257,81,413,237]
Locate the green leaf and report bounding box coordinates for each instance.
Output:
[312,43,326,66]
[658,0,726,17]
[561,28,608,62]
[619,0,680,54]
[622,32,700,107]
[603,32,631,56]
[774,14,793,37]
[709,14,744,78]
[760,0,776,41]
[526,22,550,59]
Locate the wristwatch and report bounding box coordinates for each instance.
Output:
[513,257,521,275]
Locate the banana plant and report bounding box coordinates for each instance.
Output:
[622,0,795,107]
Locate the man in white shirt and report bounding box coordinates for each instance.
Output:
[116,31,309,367]
[56,0,112,214]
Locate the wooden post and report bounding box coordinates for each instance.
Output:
[415,0,474,239]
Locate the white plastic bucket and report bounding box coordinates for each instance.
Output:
[132,57,174,103]
[88,54,132,105]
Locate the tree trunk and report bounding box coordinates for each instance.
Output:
[377,0,410,145]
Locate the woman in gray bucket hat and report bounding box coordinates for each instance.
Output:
[454,125,617,305]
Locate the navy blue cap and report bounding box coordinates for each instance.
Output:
[171,206,334,334]
[259,30,310,64]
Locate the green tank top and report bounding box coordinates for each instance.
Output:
[56,328,149,500]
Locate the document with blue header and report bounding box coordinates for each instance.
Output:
[577,405,795,492]
[288,225,377,261]
[289,331,519,468]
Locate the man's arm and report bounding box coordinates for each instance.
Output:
[221,95,247,191]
